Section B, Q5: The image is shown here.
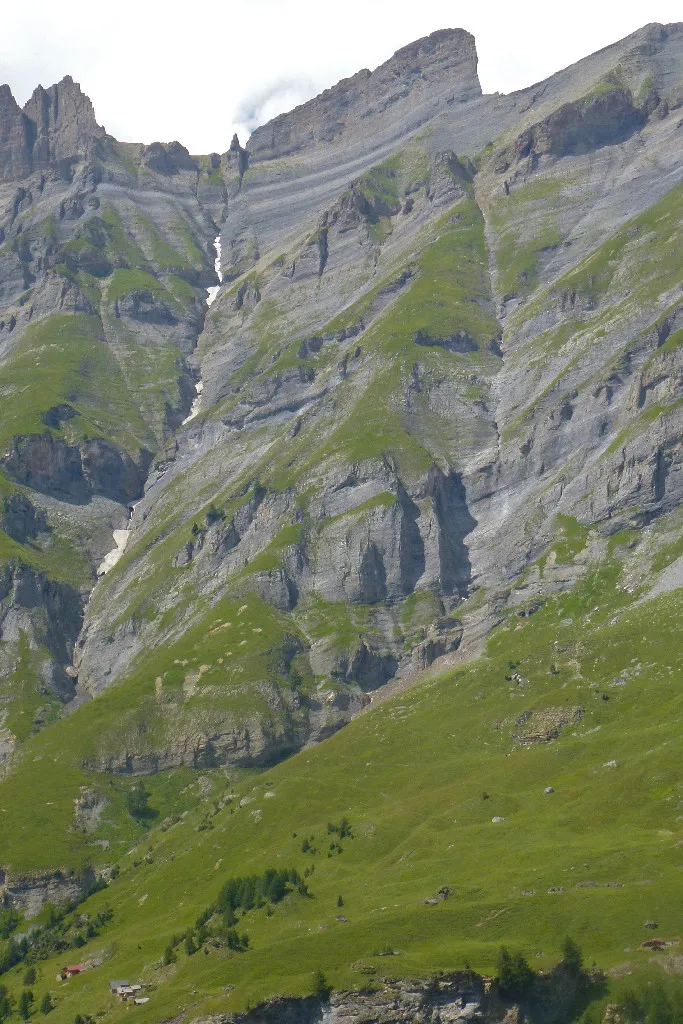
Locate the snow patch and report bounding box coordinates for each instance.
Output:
[97,503,139,576]
[206,234,223,307]
[97,529,131,576]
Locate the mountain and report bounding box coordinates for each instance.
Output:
[0,22,681,1024]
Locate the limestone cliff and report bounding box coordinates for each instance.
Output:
[0,21,682,791]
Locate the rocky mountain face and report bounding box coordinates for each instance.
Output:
[0,23,681,827]
[220,966,590,1024]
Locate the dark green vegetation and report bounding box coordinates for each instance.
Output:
[0,903,112,976]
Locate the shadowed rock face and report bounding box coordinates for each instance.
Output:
[0,492,47,543]
[1,435,152,504]
[0,562,83,699]
[0,85,33,181]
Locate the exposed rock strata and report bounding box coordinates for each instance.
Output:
[190,964,592,1024]
[1,21,682,780]
[0,866,97,918]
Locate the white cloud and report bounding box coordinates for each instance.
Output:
[0,0,680,153]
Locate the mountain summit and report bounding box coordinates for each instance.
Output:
[0,75,103,181]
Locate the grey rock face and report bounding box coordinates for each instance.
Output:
[0,866,97,918]
[0,85,33,181]
[0,75,105,182]
[0,562,83,719]
[248,29,481,163]
[198,964,589,1024]
[2,21,683,785]
[0,72,224,724]
[68,20,683,776]
[141,141,198,176]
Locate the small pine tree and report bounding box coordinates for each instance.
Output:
[126,782,152,821]
[40,994,53,1016]
[561,936,583,975]
[0,985,14,1022]
[18,990,33,1021]
[23,968,37,987]
[162,943,177,965]
[497,947,534,999]
[312,969,331,1001]
[337,895,344,908]
[184,933,196,956]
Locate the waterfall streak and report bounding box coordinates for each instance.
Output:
[182,235,222,426]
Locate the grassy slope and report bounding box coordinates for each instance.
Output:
[0,519,681,1021]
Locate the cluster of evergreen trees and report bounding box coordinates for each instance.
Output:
[300,819,353,857]
[162,867,309,965]
[216,868,307,917]
[0,905,112,979]
[0,914,20,943]
[497,937,584,1000]
[0,980,53,1021]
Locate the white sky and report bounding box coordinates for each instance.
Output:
[1,0,680,154]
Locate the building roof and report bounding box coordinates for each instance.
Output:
[109,980,129,991]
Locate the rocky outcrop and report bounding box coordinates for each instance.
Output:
[0,866,97,918]
[0,562,83,698]
[495,86,646,174]
[114,289,178,325]
[0,85,33,182]
[8,76,105,180]
[1,434,152,504]
[141,141,197,176]
[87,691,309,774]
[194,964,592,1024]
[0,492,47,543]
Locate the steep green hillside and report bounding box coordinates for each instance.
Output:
[0,514,681,1021]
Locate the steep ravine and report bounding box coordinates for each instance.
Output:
[96,234,225,575]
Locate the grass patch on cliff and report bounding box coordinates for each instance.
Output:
[105,269,172,306]
[133,213,205,276]
[510,177,683,335]
[366,198,500,355]
[0,313,150,453]
[297,595,381,658]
